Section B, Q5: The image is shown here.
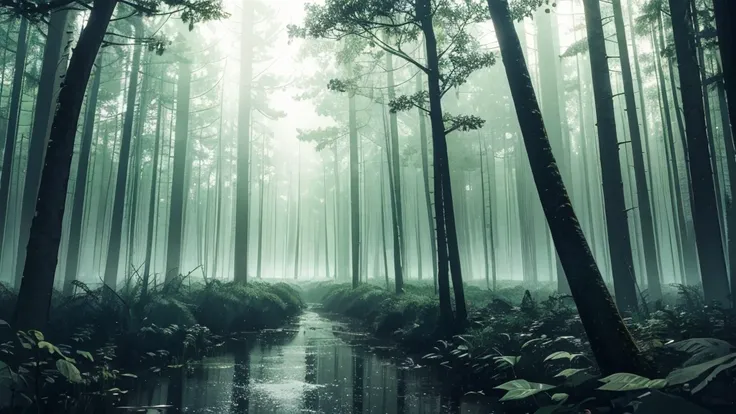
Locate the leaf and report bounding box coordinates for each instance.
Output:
[544,351,581,362]
[667,338,735,367]
[551,393,569,403]
[631,390,715,414]
[494,379,555,401]
[554,368,587,378]
[597,373,667,391]
[56,360,82,383]
[666,353,736,386]
[493,355,520,367]
[691,356,736,394]
[0,361,12,380]
[37,341,55,354]
[76,350,94,362]
[29,330,44,341]
[0,319,9,328]
[521,338,543,349]
[120,373,138,378]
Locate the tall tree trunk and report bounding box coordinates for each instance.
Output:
[142,92,163,299]
[416,74,438,292]
[323,161,330,279]
[293,149,302,280]
[385,39,405,288]
[612,0,662,300]
[487,0,650,377]
[234,0,254,283]
[712,0,735,146]
[164,61,192,281]
[380,159,391,289]
[0,18,28,270]
[582,0,639,312]
[485,134,498,290]
[13,0,118,331]
[13,9,73,286]
[348,69,360,288]
[668,0,731,305]
[256,133,266,279]
[418,0,466,327]
[479,134,490,289]
[63,57,103,294]
[103,22,143,289]
[382,104,403,291]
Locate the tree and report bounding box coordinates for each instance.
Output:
[582,0,638,312]
[612,0,662,300]
[10,0,225,331]
[292,0,493,328]
[712,0,735,151]
[667,0,731,305]
[486,0,650,377]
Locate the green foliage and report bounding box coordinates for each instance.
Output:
[494,379,555,401]
[597,373,667,391]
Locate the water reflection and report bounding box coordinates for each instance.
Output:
[126,311,492,413]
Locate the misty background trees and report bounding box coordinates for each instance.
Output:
[0,0,734,336]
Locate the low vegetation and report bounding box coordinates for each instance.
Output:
[307,281,736,413]
[0,278,303,413]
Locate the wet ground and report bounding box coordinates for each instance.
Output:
[123,308,495,413]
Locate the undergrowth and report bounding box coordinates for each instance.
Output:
[307,281,736,414]
[0,277,304,413]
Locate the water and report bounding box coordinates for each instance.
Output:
[123,309,495,413]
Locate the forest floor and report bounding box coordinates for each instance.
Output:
[303,280,736,414]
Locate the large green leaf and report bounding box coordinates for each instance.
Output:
[37,341,55,354]
[493,355,521,367]
[495,379,555,401]
[56,360,82,383]
[666,353,736,387]
[667,338,734,367]
[544,351,581,362]
[597,373,667,391]
[554,368,587,378]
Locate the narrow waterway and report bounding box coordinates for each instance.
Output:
[123,308,495,413]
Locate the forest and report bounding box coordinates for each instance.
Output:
[0,0,734,412]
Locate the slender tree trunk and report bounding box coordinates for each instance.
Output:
[418,0,466,327]
[63,58,103,294]
[612,0,662,299]
[234,0,254,283]
[479,134,490,289]
[13,0,118,331]
[485,135,498,291]
[257,133,266,279]
[142,91,163,299]
[164,61,192,281]
[417,75,438,293]
[293,149,302,280]
[487,0,650,377]
[382,104,403,291]
[582,0,638,312]
[323,161,331,279]
[380,159,391,289]
[348,69,360,288]
[103,23,142,289]
[0,18,28,269]
[668,0,731,305]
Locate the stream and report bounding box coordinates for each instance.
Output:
[123,307,496,413]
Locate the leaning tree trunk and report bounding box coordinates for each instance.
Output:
[164,61,192,281]
[486,0,650,377]
[13,0,118,332]
[582,0,639,312]
[0,18,29,265]
[103,22,143,289]
[63,57,103,295]
[668,0,731,306]
[612,0,662,300]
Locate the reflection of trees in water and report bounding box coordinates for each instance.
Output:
[397,368,406,414]
[352,350,364,414]
[303,338,319,411]
[167,368,184,410]
[230,348,252,414]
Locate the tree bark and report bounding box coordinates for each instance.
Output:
[612,0,662,299]
[486,0,650,377]
[142,90,163,299]
[348,69,360,288]
[164,61,192,281]
[668,0,731,305]
[416,74,438,292]
[712,0,735,150]
[385,41,405,290]
[234,0,254,283]
[13,0,118,331]
[418,0,466,327]
[582,0,638,312]
[103,22,142,289]
[0,18,28,269]
[63,57,103,295]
